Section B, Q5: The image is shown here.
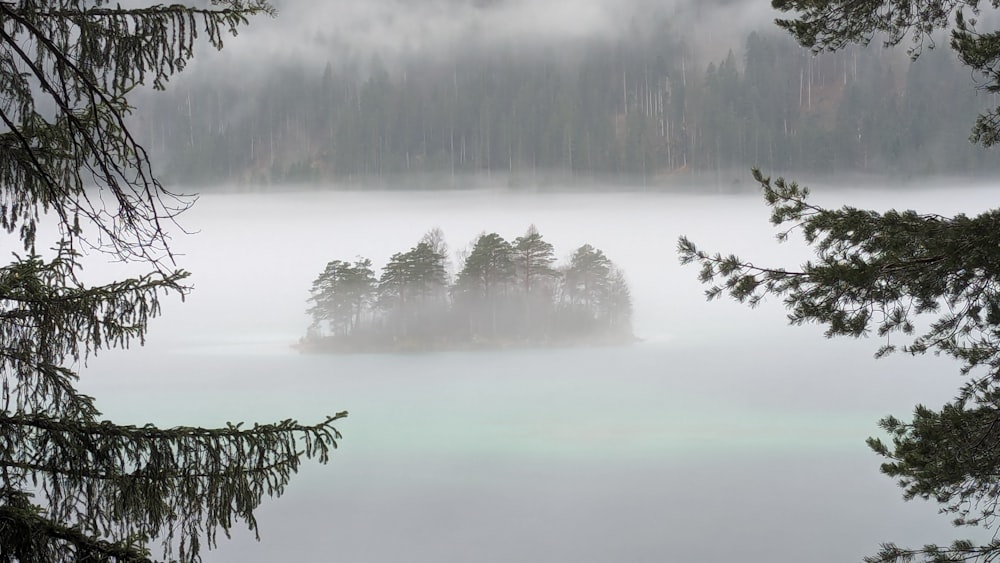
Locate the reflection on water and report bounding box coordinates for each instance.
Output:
[75,187,992,562]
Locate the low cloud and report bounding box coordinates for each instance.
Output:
[204,0,780,68]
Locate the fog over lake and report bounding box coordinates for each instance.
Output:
[72,183,992,562]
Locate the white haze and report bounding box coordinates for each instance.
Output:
[72,183,995,563]
[186,0,778,71]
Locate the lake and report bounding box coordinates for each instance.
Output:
[74,183,988,562]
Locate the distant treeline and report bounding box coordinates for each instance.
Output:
[302,227,633,353]
[136,27,997,186]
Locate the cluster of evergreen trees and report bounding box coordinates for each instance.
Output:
[135,27,996,186]
[303,226,633,352]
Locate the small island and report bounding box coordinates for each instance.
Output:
[300,226,634,353]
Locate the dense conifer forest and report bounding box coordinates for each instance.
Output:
[302,227,634,352]
[133,23,997,187]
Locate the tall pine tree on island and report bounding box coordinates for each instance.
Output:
[681,1,1000,561]
[559,244,632,339]
[513,225,558,297]
[0,2,346,561]
[376,241,448,344]
[308,258,377,338]
[454,233,516,339]
[513,225,559,339]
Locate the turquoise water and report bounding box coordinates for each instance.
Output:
[78,334,964,563]
[70,188,991,562]
[84,338,887,459]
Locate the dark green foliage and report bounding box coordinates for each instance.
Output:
[679,169,1000,563]
[0,0,279,261]
[0,2,347,561]
[604,266,634,335]
[454,234,514,298]
[868,404,1000,528]
[563,244,611,310]
[559,245,633,338]
[453,233,516,339]
[0,411,345,562]
[304,228,634,352]
[774,0,1000,148]
[681,168,1000,358]
[771,0,954,52]
[512,225,558,295]
[309,258,376,337]
[377,241,449,310]
[511,226,560,338]
[376,241,449,342]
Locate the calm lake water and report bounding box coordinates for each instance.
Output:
[75,184,989,562]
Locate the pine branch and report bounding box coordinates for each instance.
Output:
[0,411,347,558]
[0,491,155,563]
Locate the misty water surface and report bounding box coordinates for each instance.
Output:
[74,185,989,562]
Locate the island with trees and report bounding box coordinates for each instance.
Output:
[301,226,634,353]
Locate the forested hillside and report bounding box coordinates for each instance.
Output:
[134,25,996,187]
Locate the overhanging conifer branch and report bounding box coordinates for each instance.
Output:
[0,495,155,563]
[680,165,1000,560]
[0,1,350,561]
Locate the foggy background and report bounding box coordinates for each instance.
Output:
[223,0,777,64]
[73,185,994,562]
[129,0,996,187]
[55,0,1000,560]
